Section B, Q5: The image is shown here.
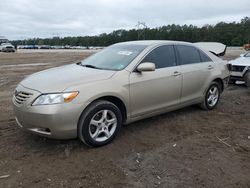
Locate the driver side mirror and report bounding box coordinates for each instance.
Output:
[137,62,156,72]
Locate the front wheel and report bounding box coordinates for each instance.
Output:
[199,82,221,110]
[78,100,122,147]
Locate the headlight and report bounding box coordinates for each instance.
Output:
[32,91,78,106]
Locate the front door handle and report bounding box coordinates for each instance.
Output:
[172,71,181,77]
[208,65,214,70]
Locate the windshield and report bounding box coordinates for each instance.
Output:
[80,44,147,70]
[244,52,250,57]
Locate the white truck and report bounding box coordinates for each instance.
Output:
[229,51,250,87]
[0,43,15,52]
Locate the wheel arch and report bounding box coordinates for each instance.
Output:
[79,95,128,124]
[97,96,127,123]
[212,78,224,92]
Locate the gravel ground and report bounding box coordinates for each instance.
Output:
[0,49,249,188]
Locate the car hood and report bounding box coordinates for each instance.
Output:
[20,64,116,93]
[230,57,250,66]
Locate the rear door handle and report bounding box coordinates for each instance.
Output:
[172,71,181,77]
[208,65,214,70]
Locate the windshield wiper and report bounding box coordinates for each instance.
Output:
[77,62,102,69]
[76,62,118,71]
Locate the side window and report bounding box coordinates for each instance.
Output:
[176,45,201,65]
[141,45,176,69]
[199,50,212,62]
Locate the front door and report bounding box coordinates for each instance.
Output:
[129,45,182,117]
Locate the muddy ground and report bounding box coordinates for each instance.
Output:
[0,49,249,188]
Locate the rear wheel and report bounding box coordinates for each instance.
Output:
[78,100,122,147]
[199,81,221,110]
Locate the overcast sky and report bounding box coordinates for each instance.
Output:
[0,0,249,40]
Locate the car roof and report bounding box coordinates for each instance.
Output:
[114,40,192,47]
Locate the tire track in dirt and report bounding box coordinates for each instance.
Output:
[0,119,17,137]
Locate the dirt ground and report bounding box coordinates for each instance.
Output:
[0,49,250,188]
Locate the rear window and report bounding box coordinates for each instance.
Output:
[176,45,201,65]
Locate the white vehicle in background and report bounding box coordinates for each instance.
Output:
[0,43,15,52]
[229,51,250,87]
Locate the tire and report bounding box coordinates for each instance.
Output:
[244,72,250,87]
[199,81,221,110]
[78,100,122,147]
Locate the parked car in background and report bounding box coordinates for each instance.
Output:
[28,45,38,49]
[22,45,38,49]
[69,46,87,50]
[40,45,51,49]
[13,40,229,147]
[0,43,15,52]
[51,45,65,49]
[229,51,250,86]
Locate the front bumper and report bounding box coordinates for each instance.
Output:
[12,84,84,139]
[231,71,244,78]
[230,75,245,82]
[230,70,249,82]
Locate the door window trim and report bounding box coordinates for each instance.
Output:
[132,44,178,72]
[198,49,213,63]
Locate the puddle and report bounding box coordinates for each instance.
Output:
[0,63,50,68]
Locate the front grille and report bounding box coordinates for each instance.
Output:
[14,91,33,105]
[231,65,246,72]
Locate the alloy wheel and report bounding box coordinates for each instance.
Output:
[89,109,117,142]
[207,85,219,107]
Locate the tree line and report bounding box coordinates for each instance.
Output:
[12,17,250,47]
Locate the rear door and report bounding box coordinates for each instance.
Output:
[129,45,182,117]
[175,45,214,103]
